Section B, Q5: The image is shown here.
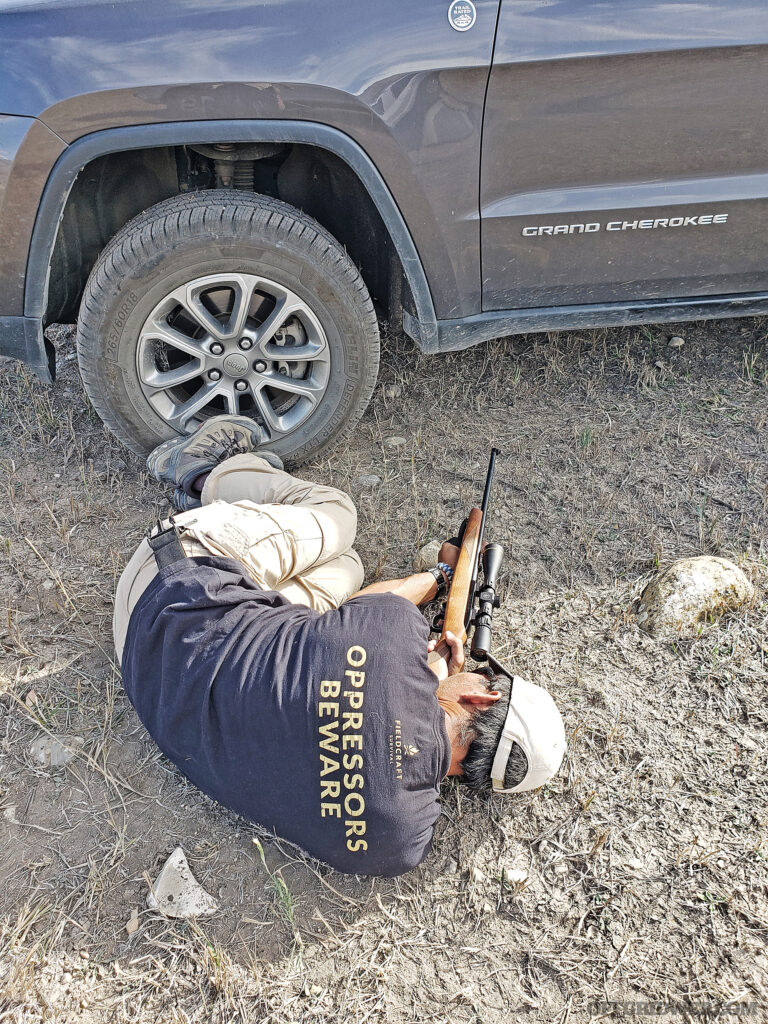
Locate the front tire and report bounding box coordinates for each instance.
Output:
[76,191,380,463]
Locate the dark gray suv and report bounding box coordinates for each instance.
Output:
[1,0,766,460]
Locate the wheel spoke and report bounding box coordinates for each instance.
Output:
[261,371,324,405]
[142,361,204,391]
[144,321,208,360]
[183,274,256,341]
[165,382,221,430]
[251,386,284,434]
[254,293,306,352]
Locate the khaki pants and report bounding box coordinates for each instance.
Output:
[113,454,364,663]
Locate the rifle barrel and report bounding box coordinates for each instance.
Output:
[469,448,500,615]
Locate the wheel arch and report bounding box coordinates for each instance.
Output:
[25,120,439,369]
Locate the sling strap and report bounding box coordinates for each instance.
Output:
[147,519,188,570]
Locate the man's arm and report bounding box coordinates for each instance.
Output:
[351,572,440,606]
[350,542,460,607]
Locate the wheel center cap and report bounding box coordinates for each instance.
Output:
[222,352,249,376]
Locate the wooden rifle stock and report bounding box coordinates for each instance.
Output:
[428,507,483,671]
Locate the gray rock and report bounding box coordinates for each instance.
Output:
[668,335,685,348]
[30,734,84,767]
[636,556,753,638]
[413,539,441,571]
[147,847,218,919]
[384,384,402,400]
[353,474,382,490]
[384,436,407,448]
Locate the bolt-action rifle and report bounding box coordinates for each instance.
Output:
[429,449,504,671]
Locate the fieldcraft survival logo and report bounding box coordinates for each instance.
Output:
[521,212,729,237]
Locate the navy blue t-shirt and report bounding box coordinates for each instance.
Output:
[121,556,451,876]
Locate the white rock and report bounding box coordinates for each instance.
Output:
[30,734,84,767]
[668,335,685,348]
[636,556,753,638]
[413,539,441,572]
[384,384,402,400]
[626,857,644,871]
[468,864,486,884]
[353,474,382,490]
[502,866,528,886]
[147,847,218,919]
[125,908,139,935]
[384,436,407,448]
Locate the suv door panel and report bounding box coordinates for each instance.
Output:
[480,2,768,310]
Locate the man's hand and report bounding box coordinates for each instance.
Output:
[427,630,465,676]
[438,541,460,570]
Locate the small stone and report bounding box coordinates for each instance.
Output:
[79,950,89,960]
[384,436,407,448]
[309,985,323,997]
[30,734,84,767]
[413,539,441,572]
[42,579,55,590]
[125,908,139,935]
[502,866,528,886]
[3,805,17,823]
[482,902,495,915]
[668,335,685,348]
[468,865,486,884]
[353,474,382,490]
[553,859,569,875]
[636,556,753,639]
[147,847,218,919]
[654,359,664,370]
[626,857,644,871]
[384,384,402,400]
[446,858,459,874]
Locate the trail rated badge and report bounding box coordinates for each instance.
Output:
[448,0,476,31]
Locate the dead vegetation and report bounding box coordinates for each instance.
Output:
[0,317,766,1023]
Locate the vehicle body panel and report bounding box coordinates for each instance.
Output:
[0,115,66,314]
[481,2,768,309]
[0,0,501,321]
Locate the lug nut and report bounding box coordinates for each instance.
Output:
[253,360,267,373]
[234,379,248,392]
[278,367,289,375]
[208,369,222,381]
[210,342,225,355]
[238,337,253,350]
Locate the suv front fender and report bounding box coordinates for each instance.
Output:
[23,120,440,363]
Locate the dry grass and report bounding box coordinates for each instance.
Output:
[0,317,766,1023]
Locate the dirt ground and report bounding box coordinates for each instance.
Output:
[0,318,766,1023]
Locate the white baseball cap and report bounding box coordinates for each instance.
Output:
[487,658,566,794]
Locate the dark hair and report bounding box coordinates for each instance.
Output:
[460,669,528,793]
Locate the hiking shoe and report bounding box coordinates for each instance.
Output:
[147,415,270,496]
[171,486,202,513]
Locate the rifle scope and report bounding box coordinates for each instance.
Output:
[470,541,503,661]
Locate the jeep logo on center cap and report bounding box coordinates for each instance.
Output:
[448,0,476,31]
[223,352,249,376]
